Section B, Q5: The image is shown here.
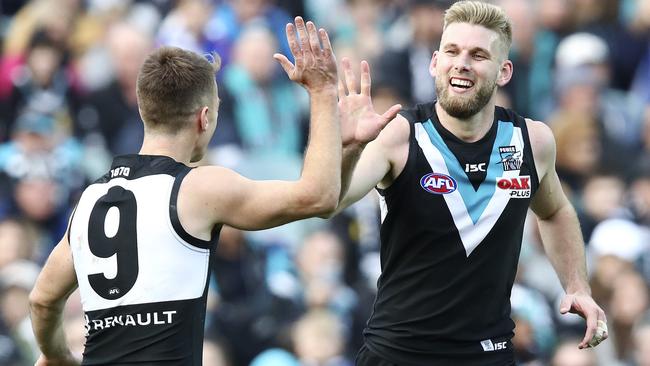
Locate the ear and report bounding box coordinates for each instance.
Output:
[429,51,439,78]
[496,59,513,87]
[199,106,210,132]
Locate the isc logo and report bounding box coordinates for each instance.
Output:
[480,339,507,352]
[420,173,457,194]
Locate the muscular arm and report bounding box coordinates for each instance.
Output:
[528,119,607,349]
[325,59,405,216]
[186,88,340,231]
[179,18,341,232]
[29,235,80,365]
[531,165,589,294]
[333,114,409,216]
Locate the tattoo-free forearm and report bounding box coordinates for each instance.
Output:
[537,203,590,294]
[300,88,341,211]
[340,143,365,202]
[30,298,73,360]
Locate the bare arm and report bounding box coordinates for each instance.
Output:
[181,17,340,231]
[528,119,608,349]
[323,58,403,216]
[29,235,80,366]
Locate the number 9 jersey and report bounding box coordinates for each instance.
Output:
[68,154,220,365]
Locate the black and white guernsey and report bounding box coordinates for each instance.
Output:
[364,102,539,366]
[69,155,220,366]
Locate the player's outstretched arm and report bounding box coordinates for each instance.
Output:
[528,120,608,349]
[29,234,80,366]
[183,17,340,231]
[322,58,403,217]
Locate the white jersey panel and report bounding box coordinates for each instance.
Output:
[69,174,210,312]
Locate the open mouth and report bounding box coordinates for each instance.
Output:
[449,77,474,90]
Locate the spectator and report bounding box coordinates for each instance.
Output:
[632,312,650,366]
[216,25,306,158]
[292,309,352,366]
[377,0,449,104]
[0,29,80,141]
[80,22,153,155]
[203,0,292,68]
[551,338,597,366]
[156,0,213,53]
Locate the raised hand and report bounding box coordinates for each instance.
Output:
[274,17,337,93]
[338,57,401,146]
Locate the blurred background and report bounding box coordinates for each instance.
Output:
[0,0,649,365]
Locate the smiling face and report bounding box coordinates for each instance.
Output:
[432,22,512,119]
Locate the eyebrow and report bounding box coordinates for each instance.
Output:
[442,43,493,57]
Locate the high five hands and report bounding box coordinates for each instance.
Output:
[338,57,402,146]
[274,17,337,93]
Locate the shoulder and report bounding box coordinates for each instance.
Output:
[184,165,238,192]
[525,118,556,179]
[377,113,410,149]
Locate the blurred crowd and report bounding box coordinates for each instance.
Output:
[0,0,649,365]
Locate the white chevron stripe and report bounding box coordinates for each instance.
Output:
[415,124,525,257]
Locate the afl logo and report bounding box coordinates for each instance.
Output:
[420,173,457,194]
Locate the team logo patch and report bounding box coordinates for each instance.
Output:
[497,176,531,198]
[420,173,457,194]
[498,146,522,171]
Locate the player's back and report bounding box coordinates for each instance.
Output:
[69,154,219,365]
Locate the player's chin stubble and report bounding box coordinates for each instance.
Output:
[435,76,496,120]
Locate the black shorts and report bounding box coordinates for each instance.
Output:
[355,344,516,366]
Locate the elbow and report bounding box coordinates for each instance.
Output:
[312,192,339,217]
[297,187,340,218]
[28,290,46,312]
[28,289,58,314]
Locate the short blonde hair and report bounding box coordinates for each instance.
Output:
[444,1,512,56]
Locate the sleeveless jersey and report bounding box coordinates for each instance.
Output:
[68,155,220,365]
[364,103,539,365]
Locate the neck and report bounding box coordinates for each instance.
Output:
[139,130,196,164]
[434,97,496,143]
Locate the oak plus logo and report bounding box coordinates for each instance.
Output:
[497,176,531,198]
[420,173,457,194]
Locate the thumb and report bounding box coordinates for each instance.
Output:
[379,104,402,128]
[273,53,294,77]
[559,295,573,314]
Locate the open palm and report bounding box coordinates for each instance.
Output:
[273,17,337,92]
[338,58,401,146]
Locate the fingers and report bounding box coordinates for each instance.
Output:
[273,53,294,77]
[339,57,350,95]
[306,21,322,56]
[559,294,573,315]
[586,314,609,348]
[360,60,371,96]
[381,104,402,127]
[579,309,598,349]
[338,78,346,100]
[342,57,357,94]
[295,17,310,55]
[319,28,333,58]
[285,23,302,72]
